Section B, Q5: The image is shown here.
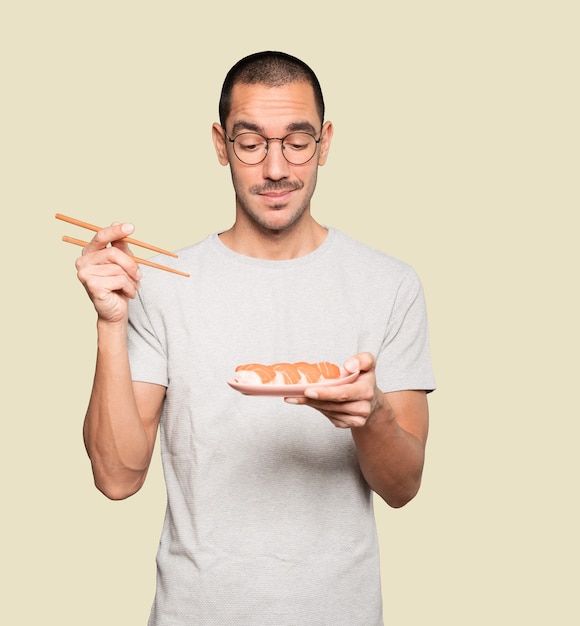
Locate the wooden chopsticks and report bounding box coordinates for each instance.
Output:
[56,213,190,278]
[55,213,178,257]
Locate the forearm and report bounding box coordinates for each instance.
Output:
[351,392,427,508]
[83,320,152,499]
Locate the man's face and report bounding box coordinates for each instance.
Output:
[213,81,332,233]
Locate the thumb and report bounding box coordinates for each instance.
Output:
[344,352,376,373]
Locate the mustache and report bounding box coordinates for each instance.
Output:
[250,181,304,194]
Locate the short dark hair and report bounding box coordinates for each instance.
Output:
[218,51,325,127]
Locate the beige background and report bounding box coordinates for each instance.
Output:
[2,1,578,624]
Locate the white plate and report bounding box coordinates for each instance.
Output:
[228,370,359,397]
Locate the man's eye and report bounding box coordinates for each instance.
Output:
[285,135,311,150]
[236,135,265,152]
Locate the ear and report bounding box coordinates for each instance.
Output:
[212,123,230,166]
[317,121,334,166]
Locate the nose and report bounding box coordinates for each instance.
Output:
[261,139,290,180]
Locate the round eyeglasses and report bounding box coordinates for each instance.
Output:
[224,130,322,165]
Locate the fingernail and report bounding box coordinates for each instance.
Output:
[284,397,299,404]
[304,389,319,399]
[136,268,143,280]
[122,223,134,234]
[345,358,360,373]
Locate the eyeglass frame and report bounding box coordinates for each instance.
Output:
[222,127,323,166]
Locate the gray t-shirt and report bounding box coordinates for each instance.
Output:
[128,228,435,626]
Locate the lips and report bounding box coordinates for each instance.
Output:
[257,187,298,207]
[261,190,293,199]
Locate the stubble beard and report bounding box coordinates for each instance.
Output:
[233,176,317,234]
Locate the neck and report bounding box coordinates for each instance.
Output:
[218,216,328,260]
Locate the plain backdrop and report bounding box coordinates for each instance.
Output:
[2,2,578,624]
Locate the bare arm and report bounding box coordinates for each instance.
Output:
[82,323,165,500]
[349,388,428,507]
[76,223,166,500]
[285,353,429,508]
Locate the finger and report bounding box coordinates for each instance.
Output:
[78,258,141,299]
[344,352,376,374]
[285,394,371,428]
[343,357,361,374]
[312,405,368,428]
[303,379,372,403]
[77,252,141,283]
[284,395,366,428]
[292,388,368,413]
[77,243,142,282]
[327,417,351,429]
[78,257,140,285]
[315,400,370,420]
[83,222,136,255]
[89,273,140,300]
[327,415,367,429]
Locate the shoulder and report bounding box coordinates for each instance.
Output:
[328,228,417,280]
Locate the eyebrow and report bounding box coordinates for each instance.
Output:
[230,120,318,136]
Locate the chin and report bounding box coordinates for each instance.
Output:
[264,212,307,233]
[244,204,308,233]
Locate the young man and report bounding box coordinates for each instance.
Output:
[76,51,435,625]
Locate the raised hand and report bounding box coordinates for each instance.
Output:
[75,222,142,324]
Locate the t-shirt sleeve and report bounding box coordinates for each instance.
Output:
[376,267,436,393]
[127,290,168,387]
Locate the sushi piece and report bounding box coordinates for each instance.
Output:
[234,363,276,384]
[313,361,341,380]
[272,363,302,384]
[293,361,325,383]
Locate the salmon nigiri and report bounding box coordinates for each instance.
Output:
[234,363,276,384]
[293,361,324,383]
[272,363,302,384]
[313,361,341,380]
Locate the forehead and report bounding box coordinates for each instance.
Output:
[226,82,320,133]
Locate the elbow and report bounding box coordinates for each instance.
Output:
[95,481,142,501]
[86,448,150,500]
[93,472,147,501]
[379,478,423,509]
[384,490,418,509]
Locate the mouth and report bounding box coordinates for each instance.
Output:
[256,187,299,208]
[260,190,293,200]
[249,181,304,209]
